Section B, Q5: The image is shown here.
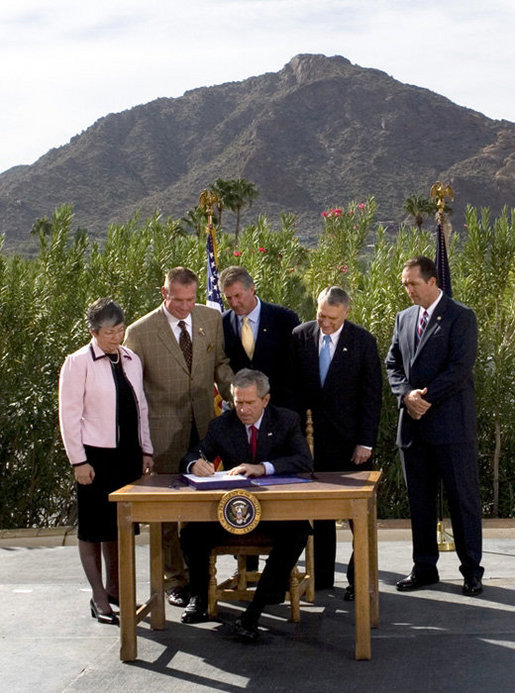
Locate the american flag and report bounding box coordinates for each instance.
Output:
[206,227,224,311]
[205,225,225,443]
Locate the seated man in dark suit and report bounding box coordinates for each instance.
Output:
[180,369,313,641]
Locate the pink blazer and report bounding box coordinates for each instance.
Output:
[59,339,153,466]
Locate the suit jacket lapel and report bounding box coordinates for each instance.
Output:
[252,301,271,360]
[255,407,274,462]
[405,307,419,361]
[413,294,448,359]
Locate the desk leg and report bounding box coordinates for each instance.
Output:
[118,502,137,662]
[368,493,379,628]
[352,500,371,660]
[150,522,165,629]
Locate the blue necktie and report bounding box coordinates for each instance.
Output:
[319,334,332,386]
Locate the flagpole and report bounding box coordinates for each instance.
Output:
[199,190,225,430]
[430,181,456,552]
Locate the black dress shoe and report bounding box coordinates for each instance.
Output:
[180,596,208,624]
[167,586,190,608]
[462,576,483,596]
[343,584,354,601]
[396,572,439,592]
[107,594,119,607]
[90,599,119,625]
[233,616,259,642]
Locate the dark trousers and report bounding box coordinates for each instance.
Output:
[313,442,371,589]
[314,520,355,589]
[401,440,483,580]
[180,521,311,610]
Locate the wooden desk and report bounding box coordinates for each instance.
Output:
[110,470,381,662]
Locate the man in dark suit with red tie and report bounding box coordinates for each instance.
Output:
[291,287,382,598]
[386,256,483,596]
[179,369,313,641]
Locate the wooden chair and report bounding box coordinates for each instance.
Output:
[207,412,315,622]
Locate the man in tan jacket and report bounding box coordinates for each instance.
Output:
[125,267,233,606]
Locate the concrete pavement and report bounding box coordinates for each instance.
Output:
[1,522,514,692]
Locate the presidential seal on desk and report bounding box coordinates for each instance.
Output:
[218,488,261,534]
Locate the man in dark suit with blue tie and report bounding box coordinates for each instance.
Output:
[386,256,483,596]
[179,369,313,640]
[291,287,382,598]
[219,266,299,410]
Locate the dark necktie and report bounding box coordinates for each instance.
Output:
[415,310,429,351]
[249,425,258,462]
[178,320,192,371]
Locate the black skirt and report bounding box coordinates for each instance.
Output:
[77,444,142,542]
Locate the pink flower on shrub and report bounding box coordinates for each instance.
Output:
[233,250,241,257]
[358,203,366,210]
[258,246,266,253]
[348,209,354,216]
[321,211,328,217]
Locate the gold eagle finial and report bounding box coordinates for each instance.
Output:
[430,181,454,213]
[199,190,221,216]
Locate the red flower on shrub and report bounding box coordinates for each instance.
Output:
[358,203,366,210]
[233,250,241,257]
[258,246,266,253]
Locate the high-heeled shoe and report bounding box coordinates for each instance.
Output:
[107,594,119,607]
[90,599,119,625]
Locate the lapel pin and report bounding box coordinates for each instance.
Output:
[437,316,442,321]
[267,432,273,437]
[342,347,348,352]
[198,327,206,335]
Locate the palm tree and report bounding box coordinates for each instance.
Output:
[403,195,437,230]
[209,178,235,228]
[228,179,259,241]
[179,206,209,239]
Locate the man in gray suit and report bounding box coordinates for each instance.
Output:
[386,256,483,596]
[124,267,233,606]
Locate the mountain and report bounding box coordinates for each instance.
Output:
[1,53,514,250]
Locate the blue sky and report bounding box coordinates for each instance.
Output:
[1,0,513,174]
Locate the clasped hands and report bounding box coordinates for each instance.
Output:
[404,387,432,420]
[191,459,266,478]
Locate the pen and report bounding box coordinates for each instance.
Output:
[198,449,217,474]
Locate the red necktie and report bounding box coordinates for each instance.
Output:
[249,425,258,462]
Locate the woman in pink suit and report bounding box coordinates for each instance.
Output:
[59,298,153,624]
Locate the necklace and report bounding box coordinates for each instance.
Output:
[108,351,120,365]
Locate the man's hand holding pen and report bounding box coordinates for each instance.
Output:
[191,450,215,476]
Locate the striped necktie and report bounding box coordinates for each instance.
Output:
[415,310,429,350]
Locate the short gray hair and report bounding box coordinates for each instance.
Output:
[87,298,124,332]
[219,266,254,291]
[317,286,350,308]
[231,368,270,398]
